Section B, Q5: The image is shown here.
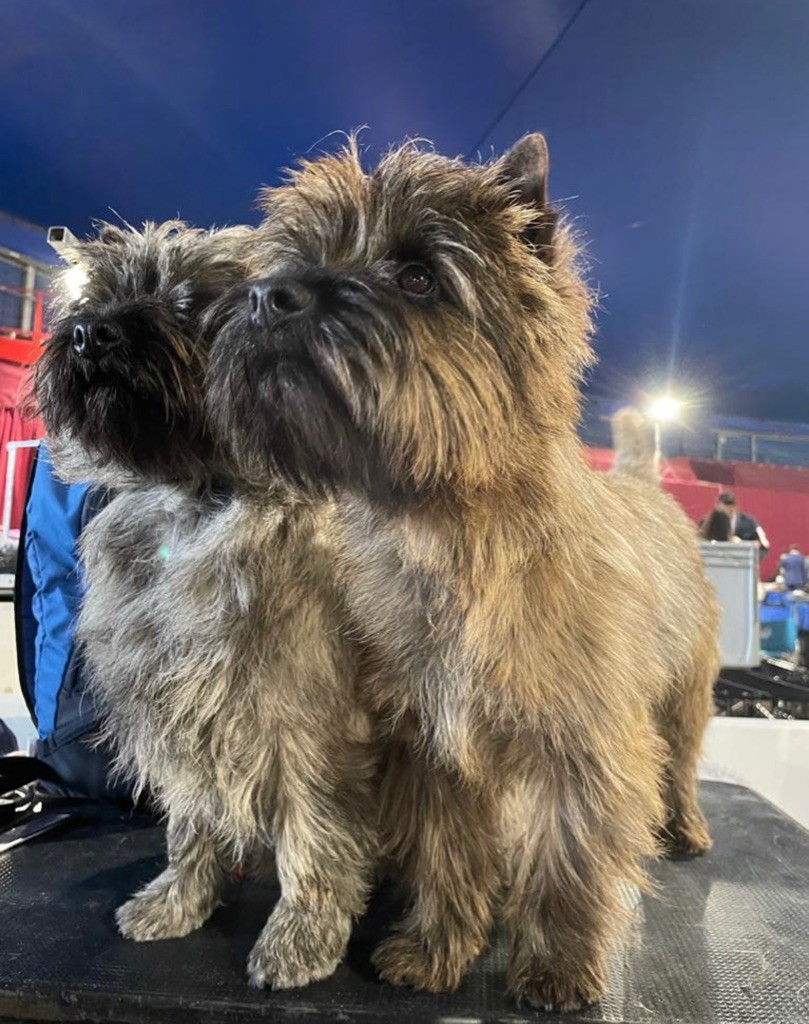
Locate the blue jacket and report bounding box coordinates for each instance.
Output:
[16,443,128,800]
[780,551,807,590]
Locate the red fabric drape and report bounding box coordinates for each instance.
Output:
[0,408,44,534]
[0,359,31,408]
[0,360,43,534]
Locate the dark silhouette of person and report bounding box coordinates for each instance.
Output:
[698,509,733,542]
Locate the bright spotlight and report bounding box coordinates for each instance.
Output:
[647,395,681,423]
[62,265,88,302]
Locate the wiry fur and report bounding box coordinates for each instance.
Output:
[611,407,660,483]
[209,135,720,1011]
[33,220,252,488]
[81,485,377,988]
[33,222,378,989]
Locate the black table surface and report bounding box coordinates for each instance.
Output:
[1,781,808,1024]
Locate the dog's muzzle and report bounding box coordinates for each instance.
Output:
[248,277,316,329]
[70,320,124,362]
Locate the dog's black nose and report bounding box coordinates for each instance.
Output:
[71,321,122,359]
[249,278,315,325]
[72,324,89,356]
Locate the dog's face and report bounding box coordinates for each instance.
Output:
[207,135,593,499]
[35,221,251,482]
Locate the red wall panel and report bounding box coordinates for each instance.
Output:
[586,445,809,581]
[729,486,809,580]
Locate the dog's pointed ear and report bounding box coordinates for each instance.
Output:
[96,223,128,247]
[497,133,557,263]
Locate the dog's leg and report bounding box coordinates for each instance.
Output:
[371,744,500,992]
[657,634,716,855]
[246,731,375,990]
[116,814,225,941]
[504,731,663,1012]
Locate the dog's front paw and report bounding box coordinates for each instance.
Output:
[116,891,203,942]
[371,932,468,992]
[116,870,216,942]
[247,898,350,989]
[510,957,605,1013]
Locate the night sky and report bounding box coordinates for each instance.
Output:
[2,0,807,420]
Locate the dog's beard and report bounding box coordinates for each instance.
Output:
[207,296,409,501]
[208,282,536,502]
[36,320,208,479]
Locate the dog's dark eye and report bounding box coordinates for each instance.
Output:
[397,264,435,297]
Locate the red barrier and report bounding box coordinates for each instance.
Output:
[689,459,736,487]
[733,463,809,494]
[689,458,809,494]
[685,459,809,576]
[586,445,809,581]
[663,480,721,521]
[0,287,50,365]
[729,486,809,580]
[584,447,615,472]
[583,449,697,481]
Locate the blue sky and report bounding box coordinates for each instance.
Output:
[2,0,806,419]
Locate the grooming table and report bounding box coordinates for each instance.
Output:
[1,781,808,1024]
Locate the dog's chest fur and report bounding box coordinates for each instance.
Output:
[78,485,357,854]
[337,498,492,776]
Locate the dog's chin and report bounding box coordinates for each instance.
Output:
[59,381,203,482]
[214,353,398,502]
[53,364,150,425]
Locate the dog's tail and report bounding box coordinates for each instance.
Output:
[610,407,659,484]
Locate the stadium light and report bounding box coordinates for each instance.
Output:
[647,395,682,423]
[647,394,682,459]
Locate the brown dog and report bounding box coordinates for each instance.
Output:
[207,134,720,1011]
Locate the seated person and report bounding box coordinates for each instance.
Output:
[779,544,807,591]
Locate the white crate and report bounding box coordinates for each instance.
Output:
[700,540,760,668]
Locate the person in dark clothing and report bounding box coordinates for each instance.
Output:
[698,509,733,542]
[716,492,770,554]
[779,544,807,591]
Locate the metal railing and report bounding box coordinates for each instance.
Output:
[580,398,809,468]
[2,439,40,541]
[0,282,50,364]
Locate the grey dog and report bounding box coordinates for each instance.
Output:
[34,221,377,989]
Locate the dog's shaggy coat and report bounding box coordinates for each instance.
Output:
[208,135,720,1011]
[35,222,377,989]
